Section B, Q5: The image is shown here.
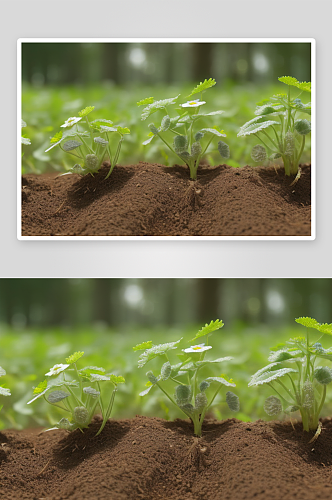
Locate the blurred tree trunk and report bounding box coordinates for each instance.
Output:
[192,44,214,82]
[195,279,220,324]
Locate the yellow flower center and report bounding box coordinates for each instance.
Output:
[193,346,202,350]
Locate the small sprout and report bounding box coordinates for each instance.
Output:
[138,79,230,180]
[250,317,332,432]
[134,320,238,436]
[28,352,124,436]
[45,106,130,179]
[238,75,311,176]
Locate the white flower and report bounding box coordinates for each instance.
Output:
[183,344,212,353]
[45,363,70,376]
[60,117,82,128]
[181,99,206,108]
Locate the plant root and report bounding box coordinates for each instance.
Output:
[308,421,322,444]
[290,167,302,187]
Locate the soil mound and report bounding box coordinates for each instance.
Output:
[21,163,311,237]
[0,415,331,500]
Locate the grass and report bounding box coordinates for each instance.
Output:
[0,320,329,431]
[21,81,311,174]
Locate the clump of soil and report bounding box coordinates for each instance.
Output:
[0,415,331,500]
[21,163,311,237]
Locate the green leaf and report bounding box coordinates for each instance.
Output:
[94,137,108,146]
[190,319,224,342]
[314,367,332,385]
[100,125,117,133]
[295,317,332,334]
[141,95,180,121]
[133,341,153,352]
[33,380,48,394]
[200,128,226,137]
[160,361,171,381]
[21,119,27,127]
[188,78,216,97]
[21,137,31,145]
[198,110,224,117]
[278,76,311,93]
[254,104,285,116]
[160,115,171,132]
[79,366,106,378]
[237,120,280,137]
[248,367,297,387]
[137,97,154,106]
[142,136,155,146]
[117,126,130,135]
[139,385,154,396]
[218,141,230,159]
[251,144,267,162]
[83,387,100,398]
[206,376,236,387]
[199,380,210,392]
[0,367,5,377]
[226,391,240,412]
[90,373,110,382]
[66,351,84,364]
[47,390,69,404]
[268,349,302,362]
[109,374,125,385]
[195,392,208,410]
[175,385,192,404]
[50,131,63,144]
[62,140,82,152]
[90,119,113,127]
[137,339,182,368]
[264,396,282,416]
[78,106,95,117]
[294,119,311,135]
[195,356,233,367]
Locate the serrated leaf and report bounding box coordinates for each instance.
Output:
[50,131,63,144]
[109,374,125,385]
[66,352,84,364]
[218,141,230,159]
[195,356,233,366]
[47,390,69,404]
[133,341,153,352]
[137,339,182,368]
[237,120,280,137]
[248,367,297,387]
[90,119,113,126]
[226,391,240,412]
[188,78,216,97]
[206,376,236,387]
[100,125,118,133]
[62,140,83,152]
[78,106,95,117]
[137,97,154,106]
[90,374,110,382]
[200,128,226,137]
[295,317,332,334]
[33,380,48,394]
[198,110,224,117]
[278,76,311,93]
[117,126,130,135]
[0,387,10,397]
[83,387,100,397]
[141,96,180,121]
[190,319,224,342]
[268,349,302,362]
[254,104,285,116]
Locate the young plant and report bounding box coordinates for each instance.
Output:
[138,78,230,180]
[249,317,332,433]
[0,367,11,412]
[27,351,125,435]
[45,106,130,178]
[133,319,239,437]
[238,76,311,176]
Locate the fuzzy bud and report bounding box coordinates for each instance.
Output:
[85,154,99,170]
[73,406,89,425]
[175,385,192,405]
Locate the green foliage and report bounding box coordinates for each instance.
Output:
[134,320,238,436]
[138,80,230,180]
[249,317,332,432]
[27,352,124,436]
[44,105,130,179]
[0,368,10,407]
[238,75,311,176]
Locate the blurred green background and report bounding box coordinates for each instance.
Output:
[0,278,330,430]
[21,42,311,173]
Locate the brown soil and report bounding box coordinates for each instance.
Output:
[21,163,311,237]
[0,415,332,500]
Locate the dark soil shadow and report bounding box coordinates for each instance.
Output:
[53,419,131,469]
[67,165,135,209]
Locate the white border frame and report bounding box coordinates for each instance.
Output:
[17,38,316,241]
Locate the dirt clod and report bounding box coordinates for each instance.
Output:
[21,163,311,236]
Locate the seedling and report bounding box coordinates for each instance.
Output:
[249,317,332,433]
[45,106,130,178]
[238,76,311,176]
[0,367,11,412]
[138,79,230,180]
[27,351,125,435]
[133,320,239,437]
